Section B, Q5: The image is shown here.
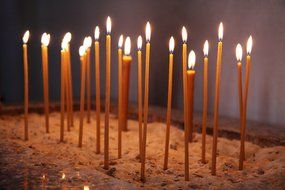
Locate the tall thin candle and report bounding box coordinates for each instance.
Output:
[85,37,92,123]
[118,35,124,158]
[137,36,143,159]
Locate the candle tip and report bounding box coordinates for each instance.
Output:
[182,26,187,43]
[41,33,50,46]
[247,35,253,55]
[137,35,142,50]
[188,50,196,70]
[106,16,112,34]
[83,36,92,49]
[145,22,151,42]
[79,45,86,56]
[124,36,131,55]
[236,43,243,62]
[63,32,72,43]
[94,26,100,40]
[169,36,175,53]
[203,40,209,56]
[218,22,223,41]
[118,35,124,48]
[22,30,30,43]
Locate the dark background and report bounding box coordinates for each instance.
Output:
[0,0,284,126]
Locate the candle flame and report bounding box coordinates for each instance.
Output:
[94,26,100,40]
[79,45,86,56]
[169,36,175,53]
[83,36,92,49]
[247,35,253,55]
[22,30,30,43]
[218,22,223,41]
[182,26,187,43]
[236,43,243,61]
[106,16,112,34]
[41,33,50,46]
[61,40,68,50]
[83,186,90,190]
[124,36,131,55]
[188,50,196,70]
[61,173,65,179]
[137,35,142,50]
[118,35,124,48]
[145,22,151,42]
[63,32,72,43]
[203,40,209,56]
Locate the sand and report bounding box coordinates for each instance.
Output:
[0,112,284,189]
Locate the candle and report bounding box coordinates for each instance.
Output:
[181,26,190,181]
[121,37,132,158]
[212,22,223,175]
[78,45,87,148]
[60,40,68,142]
[41,33,51,134]
[104,16,112,170]
[137,35,143,160]
[94,26,101,154]
[239,36,253,170]
[141,21,151,182]
[84,36,92,123]
[163,36,175,170]
[118,34,124,158]
[22,30,29,141]
[202,40,209,163]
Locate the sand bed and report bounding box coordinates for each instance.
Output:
[0,112,284,189]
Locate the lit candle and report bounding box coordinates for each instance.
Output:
[212,22,224,175]
[78,45,87,148]
[118,34,124,158]
[239,36,253,170]
[84,36,92,123]
[41,33,51,134]
[202,40,209,163]
[22,30,30,141]
[163,36,175,170]
[104,16,112,169]
[137,35,143,160]
[181,26,190,181]
[141,21,151,182]
[94,26,101,154]
[121,37,132,158]
[235,44,243,166]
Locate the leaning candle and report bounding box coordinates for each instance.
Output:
[137,35,143,159]
[164,36,175,170]
[94,26,101,154]
[236,44,243,166]
[212,22,224,175]
[84,36,92,123]
[239,36,253,170]
[118,34,124,158]
[104,16,112,170]
[22,30,30,141]
[78,45,87,147]
[121,37,132,158]
[141,21,151,182]
[41,33,51,134]
[202,40,209,163]
[181,26,190,181]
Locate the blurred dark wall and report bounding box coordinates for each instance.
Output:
[0,0,285,125]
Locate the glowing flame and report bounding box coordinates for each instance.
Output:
[61,40,68,50]
[41,33,50,46]
[22,30,30,43]
[106,16,112,34]
[145,22,151,42]
[236,43,243,61]
[124,36,131,55]
[94,26,100,40]
[83,36,92,49]
[218,22,223,41]
[169,36,175,53]
[79,45,86,56]
[182,26,187,42]
[63,32,72,43]
[61,173,65,179]
[118,35,124,48]
[83,186,90,190]
[247,35,253,55]
[203,40,209,56]
[137,35,142,50]
[188,50,196,70]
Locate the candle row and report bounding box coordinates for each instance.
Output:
[21,18,253,181]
